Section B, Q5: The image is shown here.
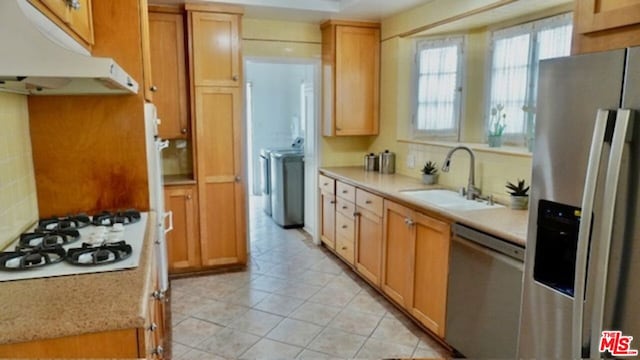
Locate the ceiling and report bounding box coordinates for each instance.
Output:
[150,0,435,22]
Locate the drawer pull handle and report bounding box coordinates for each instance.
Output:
[342,190,348,194]
[342,246,347,250]
[330,200,336,204]
[342,206,348,209]
[323,182,328,186]
[365,200,372,204]
[342,225,348,229]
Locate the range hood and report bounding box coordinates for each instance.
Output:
[0,0,139,95]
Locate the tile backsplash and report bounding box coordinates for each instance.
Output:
[0,92,38,250]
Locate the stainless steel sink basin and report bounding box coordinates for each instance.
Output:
[400,189,504,211]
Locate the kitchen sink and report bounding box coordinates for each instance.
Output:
[400,189,504,211]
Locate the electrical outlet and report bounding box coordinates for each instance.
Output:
[407,153,416,169]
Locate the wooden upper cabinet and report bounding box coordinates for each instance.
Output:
[575,0,640,34]
[149,9,189,139]
[190,12,241,87]
[29,0,94,48]
[321,20,380,136]
[573,0,640,53]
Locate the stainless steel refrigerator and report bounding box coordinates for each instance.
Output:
[518,47,640,358]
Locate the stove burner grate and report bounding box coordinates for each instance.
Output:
[91,209,141,226]
[66,241,133,266]
[19,229,81,249]
[0,246,66,271]
[37,214,91,231]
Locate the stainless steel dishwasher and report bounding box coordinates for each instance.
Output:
[445,224,525,359]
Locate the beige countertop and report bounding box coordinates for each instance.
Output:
[164,174,196,185]
[0,213,156,345]
[320,167,528,247]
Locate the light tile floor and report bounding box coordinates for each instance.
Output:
[171,196,450,359]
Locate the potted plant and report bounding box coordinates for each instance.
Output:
[421,161,439,185]
[488,104,507,147]
[506,179,530,210]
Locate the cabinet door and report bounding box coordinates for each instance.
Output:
[149,11,189,139]
[195,87,247,266]
[164,185,200,272]
[409,212,450,337]
[575,0,640,34]
[67,0,94,45]
[381,200,413,307]
[320,190,336,250]
[355,207,382,286]
[335,25,379,136]
[191,12,241,87]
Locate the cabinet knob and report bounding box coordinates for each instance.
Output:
[186,194,192,200]
[235,176,241,182]
[152,346,164,355]
[149,323,158,332]
[342,225,347,229]
[365,200,372,204]
[150,85,158,92]
[342,190,348,194]
[353,211,360,217]
[152,290,165,301]
[342,246,347,250]
[67,0,81,10]
[232,75,239,81]
[404,218,415,226]
[342,205,347,210]
[181,128,188,134]
[336,127,342,131]
[330,200,336,204]
[323,182,328,186]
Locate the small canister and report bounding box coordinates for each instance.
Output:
[379,150,396,174]
[364,153,379,171]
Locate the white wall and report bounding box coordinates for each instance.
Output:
[246,61,315,195]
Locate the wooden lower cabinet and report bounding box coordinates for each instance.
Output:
[380,200,414,306]
[320,190,336,249]
[164,185,200,273]
[381,199,451,337]
[409,211,451,337]
[335,212,355,264]
[354,207,382,286]
[194,87,247,267]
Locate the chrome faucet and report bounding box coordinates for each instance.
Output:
[442,146,480,200]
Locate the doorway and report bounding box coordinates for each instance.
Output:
[244,58,320,245]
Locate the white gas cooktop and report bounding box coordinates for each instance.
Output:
[0,213,148,282]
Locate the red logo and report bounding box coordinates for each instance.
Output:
[600,331,638,357]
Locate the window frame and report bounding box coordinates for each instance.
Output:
[411,36,465,140]
[485,12,573,146]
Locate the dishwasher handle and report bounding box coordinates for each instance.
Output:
[452,235,524,272]
[453,224,525,262]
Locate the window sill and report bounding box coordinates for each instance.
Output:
[398,138,532,158]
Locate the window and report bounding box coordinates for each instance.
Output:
[413,37,464,139]
[488,13,572,144]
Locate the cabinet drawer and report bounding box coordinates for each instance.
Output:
[356,189,383,217]
[336,181,356,202]
[336,236,355,265]
[319,174,335,194]
[336,197,355,218]
[336,212,355,242]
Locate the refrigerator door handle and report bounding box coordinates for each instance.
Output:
[589,109,633,357]
[572,109,611,359]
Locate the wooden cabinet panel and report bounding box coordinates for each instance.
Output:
[335,25,380,135]
[195,87,246,266]
[573,0,640,53]
[149,11,189,139]
[319,174,335,194]
[320,190,336,249]
[336,236,355,265]
[409,212,450,337]
[140,0,153,102]
[355,207,382,286]
[336,212,355,241]
[336,196,355,218]
[321,21,380,136]
[381,200,413,306]
[336,181,356,202]
[165,185,200,272]
[30,0,94,46]
[191,12,241,87]
[575,0,640,34]
[355,188,382,217]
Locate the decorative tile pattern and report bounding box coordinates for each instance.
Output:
[170,196,450,359]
